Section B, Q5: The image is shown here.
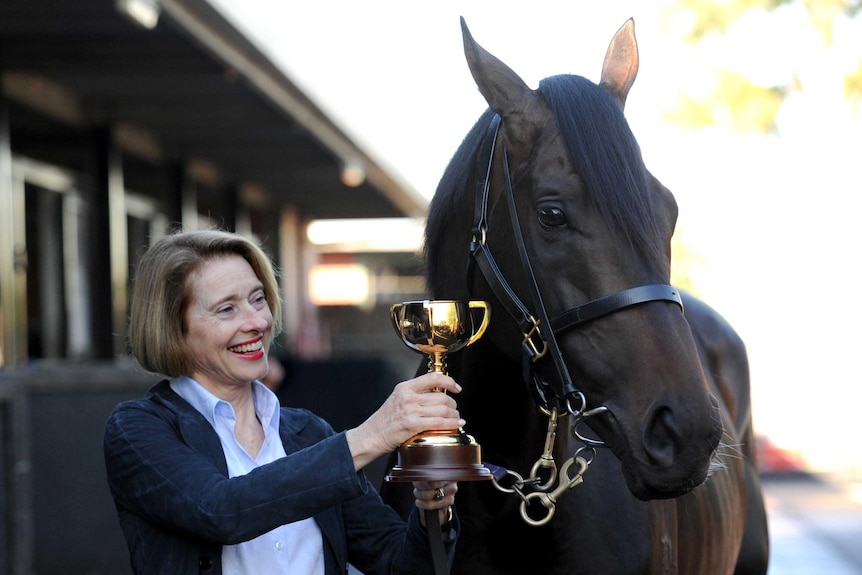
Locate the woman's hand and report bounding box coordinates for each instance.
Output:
[345,373,464,471]
[414,481,457,528]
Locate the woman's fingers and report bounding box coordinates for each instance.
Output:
[412,481,458,510]
[406,372,462,395]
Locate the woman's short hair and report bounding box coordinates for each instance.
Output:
[129,229,283,376]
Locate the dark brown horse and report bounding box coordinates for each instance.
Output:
[381,18,769,574]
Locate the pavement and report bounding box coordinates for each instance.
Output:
[764,472,862,574]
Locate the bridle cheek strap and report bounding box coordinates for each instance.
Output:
[469,114,684,407]
[470,115,552,365]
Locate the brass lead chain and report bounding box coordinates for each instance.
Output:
[490,408,594,527]
[529,407,559,491]
[520,456,590,527]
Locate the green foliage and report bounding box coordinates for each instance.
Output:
[668,0,859,43]
[801,0,860,43]
[670,231,705,298]
[663,0,862,132]
[667,0,788,42]
[845,60,862,109]
[663,72,785,132]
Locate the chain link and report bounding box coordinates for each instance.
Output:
[489,398,608,526]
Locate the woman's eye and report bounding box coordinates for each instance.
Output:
[537,205,568,228]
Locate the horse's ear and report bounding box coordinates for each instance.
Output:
[461,17,539,132]
[600,18,639,109]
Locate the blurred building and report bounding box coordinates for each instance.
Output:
[0,1,427,572]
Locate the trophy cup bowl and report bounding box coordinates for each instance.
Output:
[386,300,493,482]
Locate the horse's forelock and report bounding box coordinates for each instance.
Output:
[426,79,668,296]
[538,74,666,273]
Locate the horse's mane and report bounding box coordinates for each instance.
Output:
[426,76,666,295]
[425,109,498,295]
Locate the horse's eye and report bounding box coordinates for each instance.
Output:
[537,205,568,228]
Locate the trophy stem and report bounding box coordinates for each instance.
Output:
[428,353,447,385]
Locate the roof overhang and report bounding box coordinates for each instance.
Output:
[0,0,428,219]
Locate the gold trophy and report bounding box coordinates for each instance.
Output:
[386,300,493,482]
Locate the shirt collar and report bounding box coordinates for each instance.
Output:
[170,376,280,434]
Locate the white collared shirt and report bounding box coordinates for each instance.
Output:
[171,376,324,575]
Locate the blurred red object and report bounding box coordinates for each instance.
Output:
[757,435,807,474]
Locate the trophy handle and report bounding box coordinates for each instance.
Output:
[466,301,490,346]
[390,303,403,331]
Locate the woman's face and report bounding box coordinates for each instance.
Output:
[184,254,273,394]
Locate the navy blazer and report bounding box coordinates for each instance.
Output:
[104,380,456,575]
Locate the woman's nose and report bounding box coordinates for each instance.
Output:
[242,303,271,330]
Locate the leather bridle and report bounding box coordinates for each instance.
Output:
[468,113,684,417]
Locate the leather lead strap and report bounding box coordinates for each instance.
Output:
[426,509,449,575]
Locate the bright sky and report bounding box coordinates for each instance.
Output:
[209,0,862,476]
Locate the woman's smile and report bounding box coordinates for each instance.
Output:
[229,337,265,359]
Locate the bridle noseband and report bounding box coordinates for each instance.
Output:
[469,113,683,427]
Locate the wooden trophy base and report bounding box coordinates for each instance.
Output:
[385,429,493,482]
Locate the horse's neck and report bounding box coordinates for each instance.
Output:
[454,339,549,469]
[455,337,522,411]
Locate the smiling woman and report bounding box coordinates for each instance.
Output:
[183,255,273,395]
[126,229,283,379]
[103,228,465,575]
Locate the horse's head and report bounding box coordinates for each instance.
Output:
[432,18,723,500]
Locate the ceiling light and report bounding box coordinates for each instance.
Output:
[115,0,161,30]
[340,159,365,187]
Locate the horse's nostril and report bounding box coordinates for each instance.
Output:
[643,407,678,467]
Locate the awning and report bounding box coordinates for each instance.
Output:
[0,0,428,219]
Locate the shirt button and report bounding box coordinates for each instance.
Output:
[275,540,284,550]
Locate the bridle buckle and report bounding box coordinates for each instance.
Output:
[522,317,548,360]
